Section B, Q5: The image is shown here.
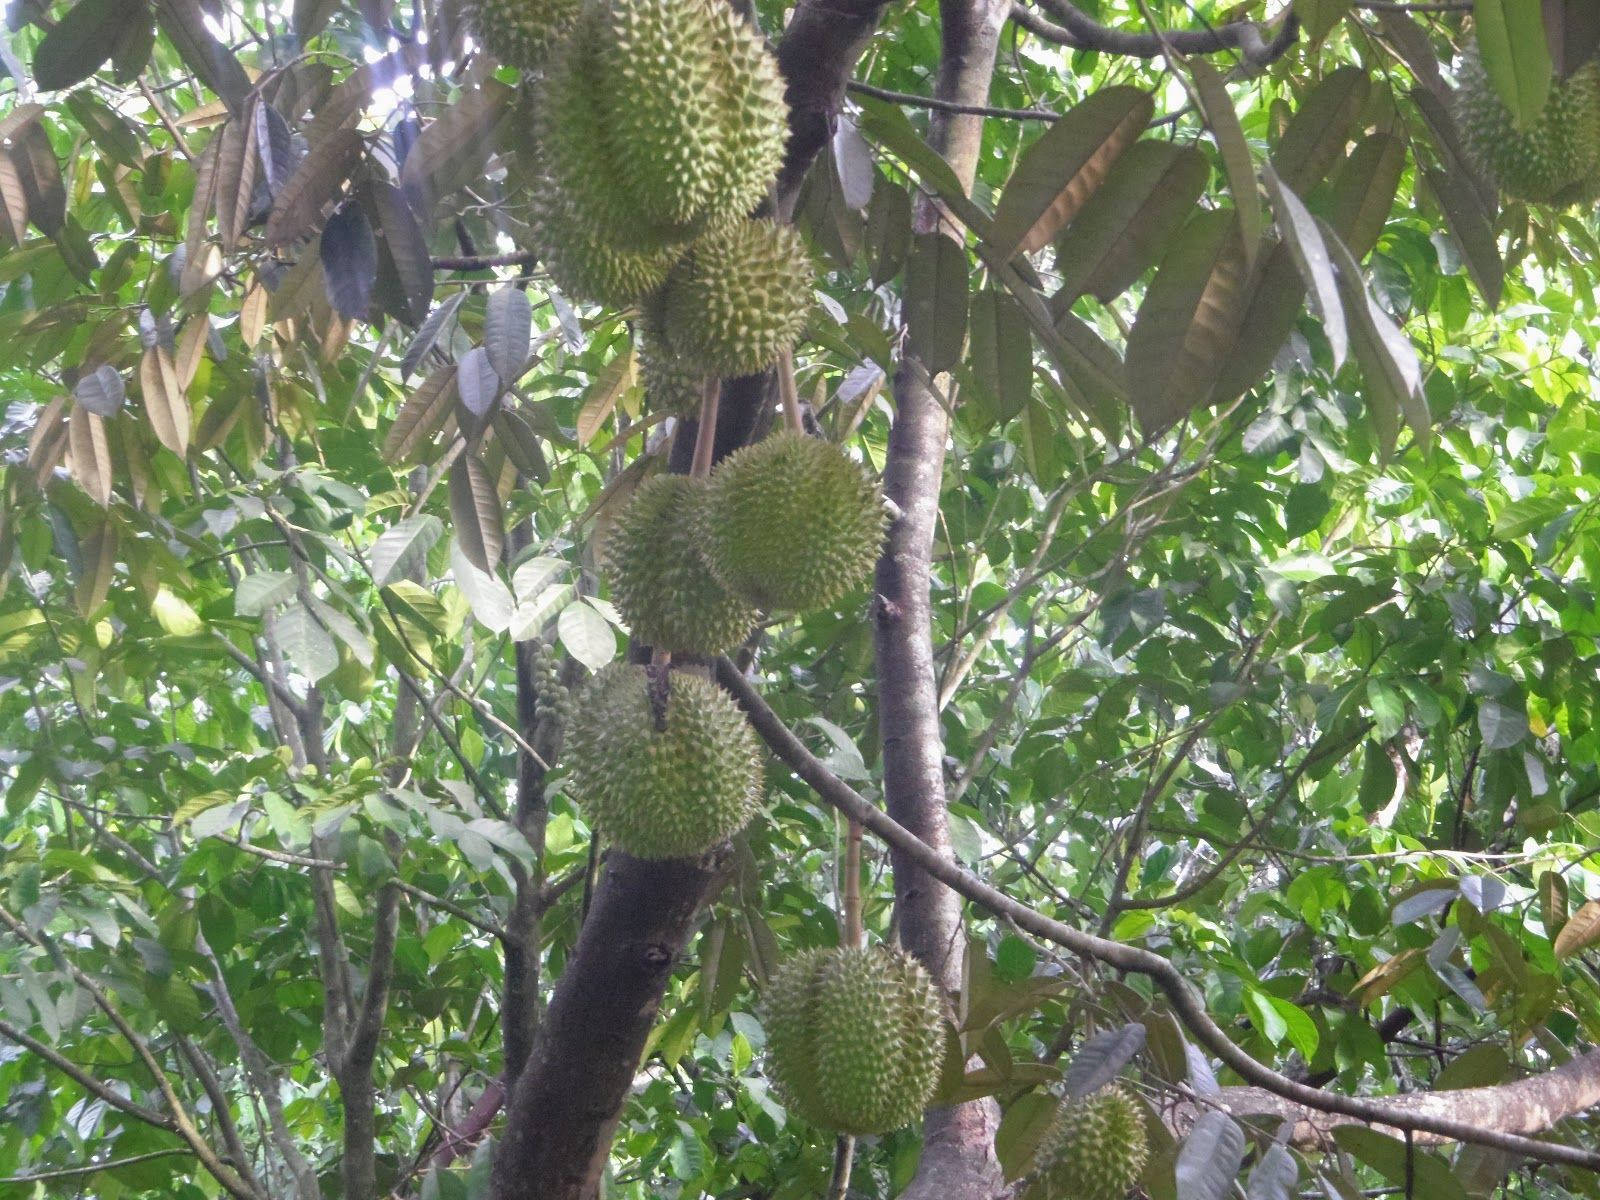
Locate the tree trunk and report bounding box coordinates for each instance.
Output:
[490,852,729,1200]
[873,2,1012,1196]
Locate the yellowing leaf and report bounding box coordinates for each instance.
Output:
[152,586,203,636]
[1554,900,1600,959]
[578,346,637,447]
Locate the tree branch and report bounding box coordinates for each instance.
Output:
[490,850,733,1200]
[1011,0,1299,64]
[0,1016,175,1131]
[714,659,1600,1170]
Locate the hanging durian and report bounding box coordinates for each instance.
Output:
[703,430,886,613]
[1456,42,1600,206]
[636,319,706,416]
[603,475,759,655]
[761,944,945,1135]
[563,664,762,858]
[533,0,787,276]
[658,218,814,377]
[1031,1085,1149,1200]
[456,0,581,73]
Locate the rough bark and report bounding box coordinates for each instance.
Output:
[872,3,1012,1196]
[489,851,730,1200]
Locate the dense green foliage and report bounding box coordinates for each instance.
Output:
[2,1,1600,1198]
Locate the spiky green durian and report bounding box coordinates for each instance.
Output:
[1033,1085,1149,1200]
[535,0,788,257]
[706,4,790,224]
[563,664,762,858]
[637,320,707,417]
[703,431,885,613]
[1456,43,1600,206]
[457,0,581,72]
[603,475,758,655]
[762,945,945,1135]
[659,219,814,377]
[529,175,680,306]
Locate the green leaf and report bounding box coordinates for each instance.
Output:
[1293,0,1351,42]
[993,935,1036,984]
[557,600,616,671]
[32,0,135,91]
[371,515,444,588]
[1176,1111,1246,1200]
[1474,0,1554,129]
[1270,67,1369,192]
[1126,208,1249,432]
[905,231,970,374]
[235,571,296,617]
[484,287,533,388]
[965,287,1033,427]
[1263,165,1346,370]
[1333,1127,1468,1200]
[1478,699,1529,750]
[275,601,339,681]
[1190,62,1262,266]
[1050,139,1208,307]
[1421,166,1505,308]
[988,86,1153,260]
[1320,218,1424,456]
[1327,133,1407,261]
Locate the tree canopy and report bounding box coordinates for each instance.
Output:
[4,1,1600,1198]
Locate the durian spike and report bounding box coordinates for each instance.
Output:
[777,347,804,434]
[691,377,721,478]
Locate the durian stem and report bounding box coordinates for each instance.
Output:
[690,377,721,478]
[843,818,863,948]
[826,1134,856,1200]
[777,348,804,435]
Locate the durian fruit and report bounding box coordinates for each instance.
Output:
[637,320,706,417]
[602,474,758,655]
[529,173,681,307]
[536,0,787,258]
[457,0,581,73]
[563,664,761,858]
[761,945,945,1135]
[1456,43,1600,206]
[703,430,886,613]
[1032,1085,1149,1200]
[659,218,814,377]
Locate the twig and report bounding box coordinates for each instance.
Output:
[848,80,1057,120]
[0,1149,195,1185]
[430,251,538,271]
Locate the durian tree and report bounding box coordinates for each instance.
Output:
[11,1,1600,1199]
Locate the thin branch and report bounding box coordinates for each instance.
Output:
[431,251,538,271]
[0,1016,174,1131]
[397,879,510,941]
[848,79,1056,120]
[714,658,1600,1170]
[0,1148,196,1185]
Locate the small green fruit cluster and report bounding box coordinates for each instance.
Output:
[1031,1085,1149,1200]
[761,944,945,1135]
[530,639,575,726]
[562,664,761,859]
[1456,43,1600,207]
